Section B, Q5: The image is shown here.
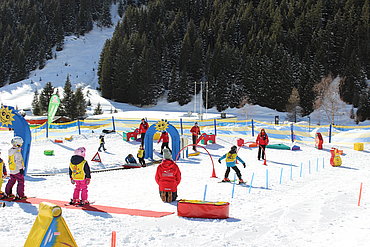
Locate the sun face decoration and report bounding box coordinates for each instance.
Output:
[155,119,169,132]
[0,106,15,127]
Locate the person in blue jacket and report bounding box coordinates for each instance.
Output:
[218,146,246,184]
[125,154,137,164]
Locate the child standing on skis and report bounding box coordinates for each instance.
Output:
[158,131,171,154]
[218,146,246,184]
[0,152,7,195]
[137,145,146,167]
[69,147,91,205]
[98,133,107,152]
[3,136,26,200]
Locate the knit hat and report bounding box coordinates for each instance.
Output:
[74,147,86,158]
[163,148,172,160]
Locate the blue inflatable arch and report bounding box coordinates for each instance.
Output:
[144,123,180,160]
[1,106,31,175]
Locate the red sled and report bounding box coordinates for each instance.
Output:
[122,163,142,169]
[177,200,229,219]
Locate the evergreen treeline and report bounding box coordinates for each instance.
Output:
[32,76,87,120]
[98,0,369,121]
[0,0,114,85]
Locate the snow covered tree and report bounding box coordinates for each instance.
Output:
[93,103,103,115]
[31,90,42,116]
[39,82,55,114]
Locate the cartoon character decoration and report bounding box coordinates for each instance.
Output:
[0,106,15,126]
[315,132,323,150]
[330,148,342,167]
[155,119,169,132]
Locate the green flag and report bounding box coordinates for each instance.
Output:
[48,94,60,124]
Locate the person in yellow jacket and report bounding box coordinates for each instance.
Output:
[69,147,91,205]
[137,145,146,167]
[218,146,246,184]
[0,152,8,195]
[3,136,26,200]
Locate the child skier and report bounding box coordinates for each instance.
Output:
[137,145,146,167]
[218,145,246,184]
[155,148,181,202]
[98,133,107,152]
[125,154,137,164]
[3,136,26,200]
[69,147,91,205]
[158,131,171,154]
[0,152,7,195]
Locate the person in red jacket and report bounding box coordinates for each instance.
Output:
[155,148,181,202]
[158,131,171,154]
[256,129,269,160]
[190,122,201,151]
[139,118,149,146]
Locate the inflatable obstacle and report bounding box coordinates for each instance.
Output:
[354,143,364,151]
[236,138,257,147]
[315,132,323,150]
[122,128,139,141]
[330,148,342,167]
[266,144,291,150]
[197,133,216,145]
[43,150,54,156]
[24,202,77,247]
[64,136,73,141]
[177,199,229,219]
[291,145,300,151]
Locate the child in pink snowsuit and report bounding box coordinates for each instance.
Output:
[69,147,91,205]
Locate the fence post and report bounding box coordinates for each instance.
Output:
[112,116,116,131]
[290,123,294,143]
[252,119,254,137]
[46,122,49,138]
[329,124,332,143]
[180,118,184,135]
[214,119,217,136]
[77,119,81,135]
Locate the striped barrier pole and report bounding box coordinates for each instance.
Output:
[358,182,363,206]
[203,184,208,201]
[111,231,116,247]
[265,169,269,189]
[290,164,293,180]
[279,168,283,184]
[300,163,303,177]
[231,174,237,198]
[309,160,311,174]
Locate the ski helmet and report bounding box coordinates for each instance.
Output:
[231,145,237,151]
[11,136,24,147]
[74,147,86,157]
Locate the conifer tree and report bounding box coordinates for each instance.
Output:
[93,103,103,115]
[31,90,42,116]
[39,82,55,114]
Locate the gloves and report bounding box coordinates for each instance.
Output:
[243,163,246,168]
[86,178,91,185]
[218,159,221,164]
[19,169,24,175]
[70,179,75,185]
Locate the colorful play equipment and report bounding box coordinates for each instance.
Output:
[177,199,229,219]
[330,148,342,167]
[144,120,180,160]
[64,136,73,141]
[291,145,300,151]
[153,132,161,140]
[236,138,257,147]
[315,132,323,149]
[354,143,364,151]
[43,150,54,156]
[266,144,291,150]
[122,128,140,141]
[0,105,31,175]
[91,152,102,163]
[24,202,77,247]
[197,133,216,145]
[54,139,63,143]
[188,152,200,156]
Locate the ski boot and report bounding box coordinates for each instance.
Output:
[13,195,27,201]
[239,179,246,184]
[222,178,231,182]
[69,199,80,205]
[80,200,90,206]
[0,193,15,199]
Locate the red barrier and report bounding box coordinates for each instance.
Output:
[177,200,229,219]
